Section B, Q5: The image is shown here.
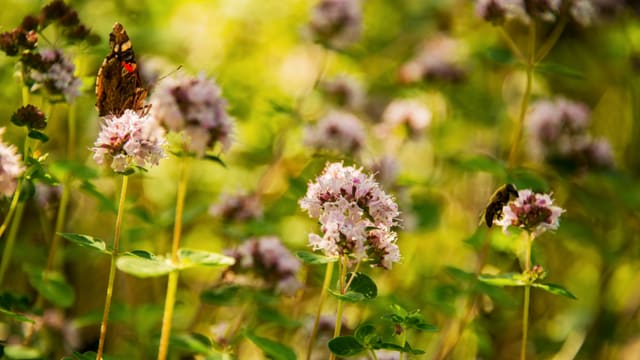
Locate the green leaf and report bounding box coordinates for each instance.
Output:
[58,233,111,254]
[203,153,227,167]
[61,351,118,360]
[328,336,366,356]
[177,248,235,269]
[535,62,585,79]
[296,251,338,265]
[24,265,75,308]
[478,273,527,287]
[50,160,98,180]
[413,321,438,332]
[354,324,377,345]
[27,129,48,142]
[244,332,296,360]
[170,333,215,355]
[346,272,377,300]
[257,307,301,329]
[329,289,366,302]
[389,303,409,319]
[531,283,577,300]
[0,307,34,323]
[376,342,404,351]
[3,345,41,359]
[200,285,246,306]
[116,252,175,278]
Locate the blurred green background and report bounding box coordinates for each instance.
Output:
[1,0,640,359]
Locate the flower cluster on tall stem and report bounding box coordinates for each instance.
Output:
[0,128,25,198]
[300,162,401,360]
[299,162,401,269]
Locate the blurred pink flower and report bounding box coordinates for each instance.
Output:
[224,236,302,296]
[151,73,233,157]
[0,128,25,197]
[308,0,362,49]
[304,111,366,155]
[377,99,432,139]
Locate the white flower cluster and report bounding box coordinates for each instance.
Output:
[495,189,565,237]
[299,162,401,269]
[151,74,233,157]
[0,128,25,197]
[92,110,166,173]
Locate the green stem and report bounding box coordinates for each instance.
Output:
[0,180,22,239]
[0,202,25,288]
[157,160,190,360]
[499,26,526,64]
[521,285,531,360]
[0,133,31,287]
[96,175,129,360]
[306,261,335,360]
[521,233,533,360]
[44,103,76,272]
[369,348,379,360]
[535,17,567,64]
[508,21,536,168]
[329,256,348,360]
[398,326,407,360]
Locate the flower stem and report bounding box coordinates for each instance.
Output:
[369,348,379,360]
[0,133,31,287]
[521,233,533,360]
[45,103,76,273]
[329,256,348,360]
[508,21,536,168]
[398,326,407,360]
[157,159,190,360]
[306,261,335,360]
[0,180,22,239]
[521,285,531,360]
[96,175,129,360]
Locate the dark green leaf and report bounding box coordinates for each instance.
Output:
[328,336,366,356]
[200,285,246,306]
[531,283,577,300]
[27,129,48,142]
[535,62,585,79]
[354,324,378,345]
[24,265,74,308]
[346,272,377,300]
[58,233,111,254]
[0,307,34,323]
[244,332,296,360]
[478,273,526,287]
[296,251,338,265]
[203,153,227,167]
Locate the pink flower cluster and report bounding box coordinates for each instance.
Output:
[495,189,565,237]
[304,111,366,155]
[299,162,401,269]
[224,236,302,296]
[377,99,432,140]
[92,110,166,173]
[308,0,362,49]
[29,48,81,102]
[151,74,233,157]
[0,128,25,197]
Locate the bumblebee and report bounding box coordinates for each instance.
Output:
[480,184,519,227]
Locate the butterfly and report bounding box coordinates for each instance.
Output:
[95,22,147,117]
[480,183,519,227]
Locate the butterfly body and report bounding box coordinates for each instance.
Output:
[95,22,147,117]
[481,183,519,227]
